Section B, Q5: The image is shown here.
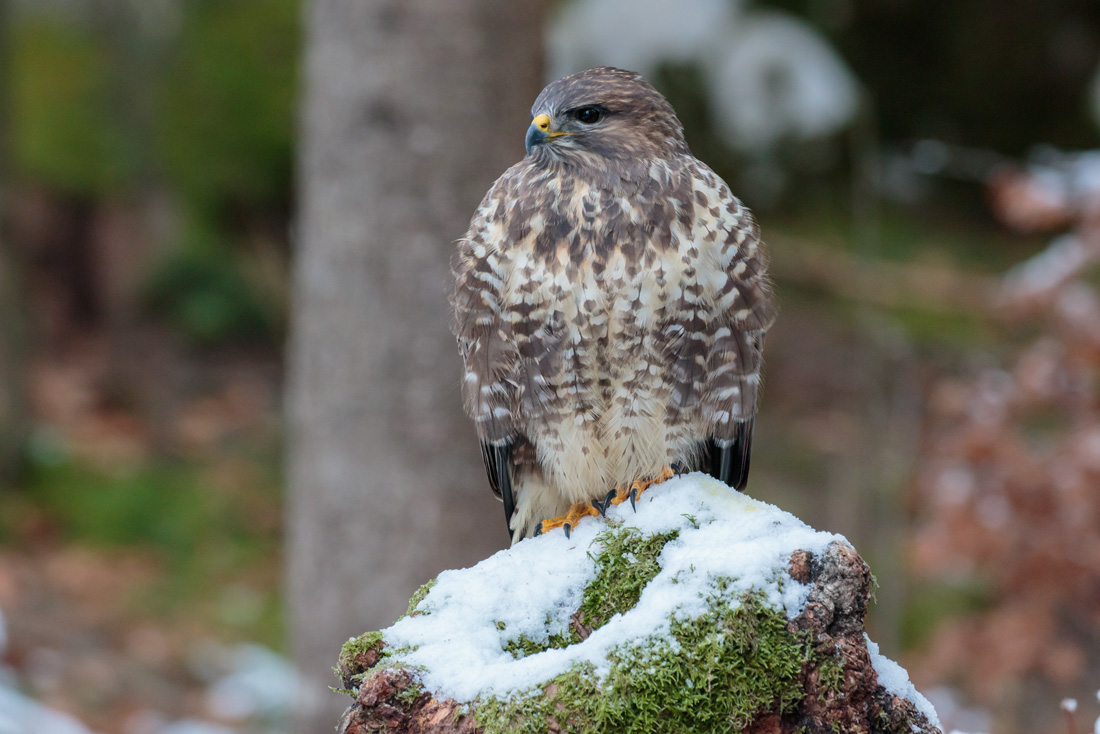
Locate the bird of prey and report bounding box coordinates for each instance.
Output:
[450,67,775,543]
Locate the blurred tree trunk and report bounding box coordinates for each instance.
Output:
[287,2,544,731]
[0,0,29,484]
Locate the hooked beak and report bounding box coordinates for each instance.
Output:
[525,113,569,154]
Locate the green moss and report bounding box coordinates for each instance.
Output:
[336,581,442,695]
[578,527,680,630]
[404,578,437,618]
[503,635,547,660]
[475,662,601,734]
[493,526,679,662]
[503,628,582,660]
[334,631,385,694]
[340,630,384,668]
[343,525,906,731]
[499,610,581,659]
[475,589,809,734]
[395,676,425,708]
[818,654,845,694]
[334,631,427,699]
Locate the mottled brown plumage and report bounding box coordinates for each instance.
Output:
[451,67,775,542]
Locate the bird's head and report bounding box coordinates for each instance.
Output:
[524,67,689,170]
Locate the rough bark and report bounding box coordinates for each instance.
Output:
[337,542,939,734]
[340,669,479,734]
[287,2,544,732]
[786,544,930,733]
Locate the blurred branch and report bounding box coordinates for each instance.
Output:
[769,233,997,315]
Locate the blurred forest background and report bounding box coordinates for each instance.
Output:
[1,1,1099,733]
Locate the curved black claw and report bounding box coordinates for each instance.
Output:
[592,497,608,518]
[671,462,688,475]
[563,523,572,539]
[629,487,638,512]
[602,489,617,512]
[534,522,544,537]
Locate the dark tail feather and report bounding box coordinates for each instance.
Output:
[480,440,515,535]
[706,418,754,491]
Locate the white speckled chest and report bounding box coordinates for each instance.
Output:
[451,153,773,537]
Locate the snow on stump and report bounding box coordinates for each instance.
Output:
[335,474,941,734]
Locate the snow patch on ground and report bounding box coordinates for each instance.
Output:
[0,684,99,734]
[204,643,300,724]
[0,631,299,734]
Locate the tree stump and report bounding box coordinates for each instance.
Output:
[335,475,941,734]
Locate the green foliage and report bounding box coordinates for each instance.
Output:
[6,0,300,206]
[144,224,277,345]
[7,2,299,342]
[577,527,680,630]
[155,0,299,215]
[27,460,230,554]
[900,579,992,650]
[8,18,133,193]
[11,453,284,643]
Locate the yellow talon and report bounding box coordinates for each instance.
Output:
[536,499,602,538]
[609,465,677,507]
[536,467,678,536]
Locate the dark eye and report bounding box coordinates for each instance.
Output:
[572,106,602,124]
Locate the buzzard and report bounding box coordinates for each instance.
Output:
[451,67,775,543]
